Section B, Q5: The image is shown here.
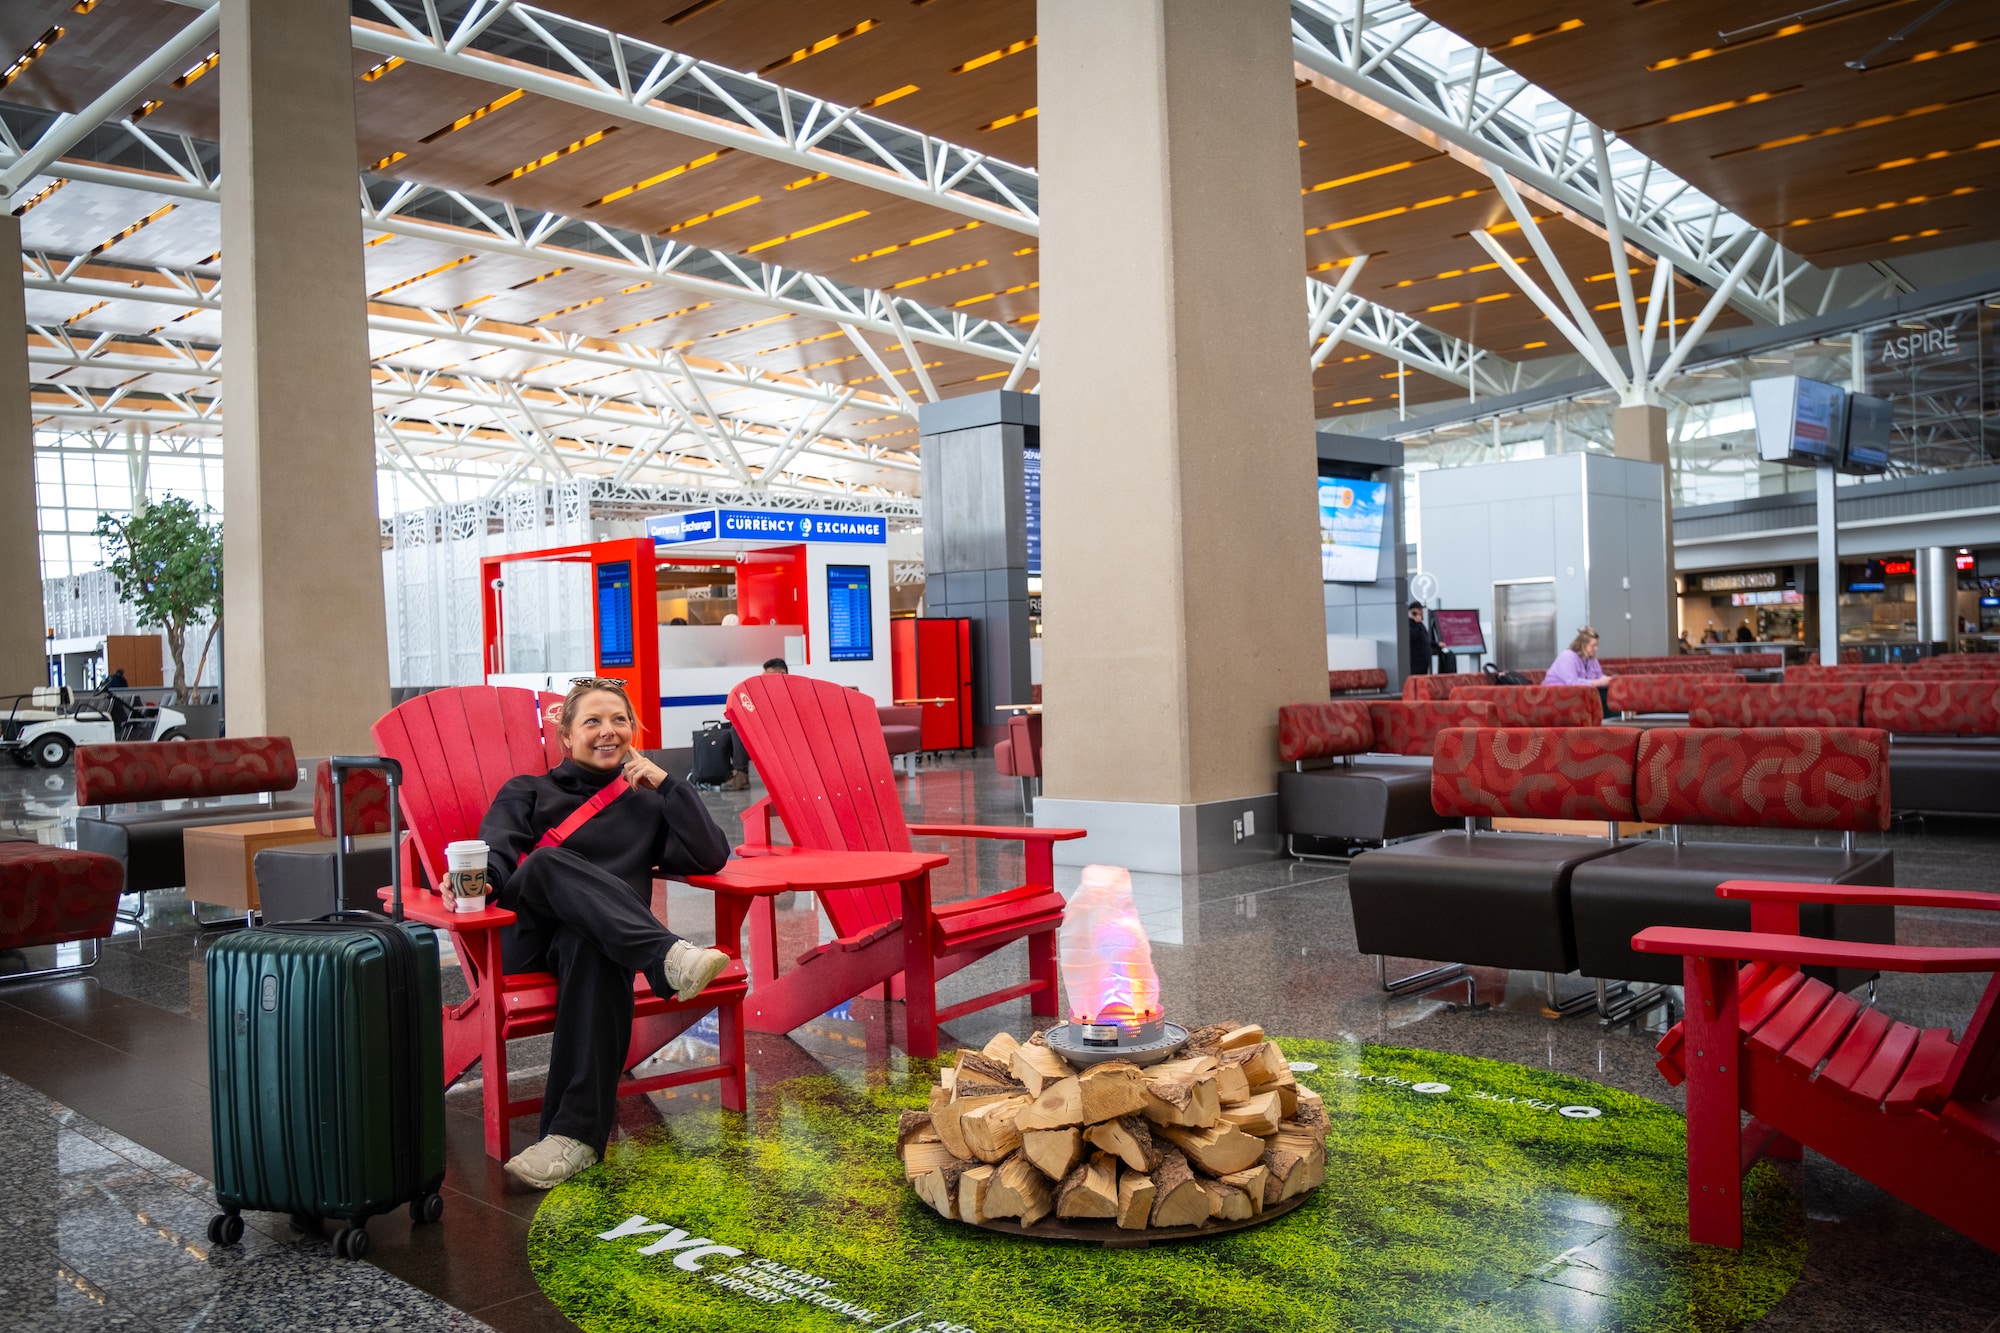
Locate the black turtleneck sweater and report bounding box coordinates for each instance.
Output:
[478,758,732,907]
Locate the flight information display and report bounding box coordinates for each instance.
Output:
[595,561,634,668]
[827,565,874,662]
[1023,444,1042,575]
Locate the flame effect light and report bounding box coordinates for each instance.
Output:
[1057,865,1161,1028]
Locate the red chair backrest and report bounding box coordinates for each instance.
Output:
[726,673,911,939]
[371,685,564,888]
[1863,680,2000,735]
[1634,726,1891,832]
[1431,727,1640,822]
[1448,684,1604,727]
[1009,712,1044,779]
[1278,701,1374,763]
[1689,682,1865,729]
[75,736,297,806]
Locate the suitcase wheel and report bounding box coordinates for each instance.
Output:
[410,1192,445,1225]
[206,1212,243,1247]
[289,1213,321,1234]
[334,1225,370,1261]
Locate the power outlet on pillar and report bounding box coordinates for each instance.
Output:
[1232,811,1256,844]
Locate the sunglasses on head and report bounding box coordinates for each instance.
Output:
[568,677,627,692]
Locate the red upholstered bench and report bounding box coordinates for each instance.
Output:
[1401,672,1484,702]
[1862,680,2000,816]
[1688,682,1865,728]
[1274,701,1491,855]
[1448,683,1604,727]
[1348,726,1642,1001]
[878,705,922,775]
[72,737,305,923]
[0,841,126,981]
[1607,673,1741,718]
[1328,668,1389,696]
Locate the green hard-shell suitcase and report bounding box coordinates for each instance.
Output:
[206,756,446,1261]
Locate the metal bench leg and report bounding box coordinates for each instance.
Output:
[1542,971,1599,1017]
[1595,977,1678,1026]
[0,937,101,984]
[1377,955,1470,998]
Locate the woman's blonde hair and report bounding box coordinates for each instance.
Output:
[1569,626,1600,654]
[559,677,636,731]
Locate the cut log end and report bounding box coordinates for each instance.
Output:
[1148,1147,1210,1229]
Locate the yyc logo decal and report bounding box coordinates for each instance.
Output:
[1333,1069,1603,1120]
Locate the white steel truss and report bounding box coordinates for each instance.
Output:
[148,0,1040,235]
[1289,0,1912,327]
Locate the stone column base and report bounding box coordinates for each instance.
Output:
[1033,794,1281,875]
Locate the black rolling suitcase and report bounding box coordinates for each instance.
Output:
[205,756,446,1261]
[690,719,734,787]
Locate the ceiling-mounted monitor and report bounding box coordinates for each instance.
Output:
[1840,393,1893,475]
[1751,376,1847,467]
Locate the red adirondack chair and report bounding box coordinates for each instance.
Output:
[724,672,1085,1057]
[371,685,750,1160]
[1636,879,2000,1254]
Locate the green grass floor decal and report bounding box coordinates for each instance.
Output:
[527,1039,1804,1332]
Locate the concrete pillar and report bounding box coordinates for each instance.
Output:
[1615,403,1679,648]
[918,390,1035,746]
[1034,0,1327,874]
[219,0,390,754]
[0,216,45,693]
[1915,546,1956,654]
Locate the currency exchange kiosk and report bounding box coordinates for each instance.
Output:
[483,508,891,750]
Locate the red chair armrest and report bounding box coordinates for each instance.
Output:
[907,823,1087,842]
[1631,926,2000,974]
[1717,879,2000,913]
[379,885,516,931]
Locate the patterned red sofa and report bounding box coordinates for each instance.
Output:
[1688,682,1865,728]
[1328,668,1390,696]
[1448,683,1604,727]
[1402,671,1484,702]
[72,737,307,916]
[1606,673,1741,718]
[0,841,126,981]
[1347,725,1894,1014]
[1274,700,1489,853]
[1863,680,2000,816]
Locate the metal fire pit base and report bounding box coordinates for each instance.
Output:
[1041,1020,1189,1069]
[963,1190,1312,1248]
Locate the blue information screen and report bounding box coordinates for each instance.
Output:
[826,565,873,662]
[1023,444,1041,576]
[596,561,634,668]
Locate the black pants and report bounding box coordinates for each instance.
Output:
[499,846,681,1153]
[727,730,750,774]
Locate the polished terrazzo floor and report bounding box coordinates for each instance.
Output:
[4,757,2000,1330]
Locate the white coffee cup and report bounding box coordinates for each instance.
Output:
[444,839,490,912]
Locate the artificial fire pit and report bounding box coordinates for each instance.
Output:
[897,867,1328,1246]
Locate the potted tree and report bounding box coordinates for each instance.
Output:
[95,498,224,735]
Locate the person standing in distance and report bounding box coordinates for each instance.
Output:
[1407,601,1435,677]
[724,658,790,790]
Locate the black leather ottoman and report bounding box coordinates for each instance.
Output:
[1348,830,1630,974]
[1888,738,2000,815]
[1570,840,1895,988]
[253,835,397,923]
[1278,758,1451,847]
[76,795,314,893]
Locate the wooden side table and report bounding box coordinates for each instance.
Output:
[183,817,322,925]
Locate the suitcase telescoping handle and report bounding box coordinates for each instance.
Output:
[328,755,405,923]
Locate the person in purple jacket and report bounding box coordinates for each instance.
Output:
[1544,626,1612,685]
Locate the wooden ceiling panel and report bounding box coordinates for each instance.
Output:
[0,0,204,118]
[1418,0,2000,264]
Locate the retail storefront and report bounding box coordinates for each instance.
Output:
[1677,568,1808,652]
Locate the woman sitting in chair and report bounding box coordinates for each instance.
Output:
[476,678,733,1189]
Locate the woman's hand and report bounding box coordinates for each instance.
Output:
[622,751,669,790]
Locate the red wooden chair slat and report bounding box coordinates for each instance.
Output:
[1817,1005,1892,1091]
[1748,977,1837,1059]
[1781,990,1865,1076]
[724,672,1080,1055]
[1845,1020,1921,1106]
[1885,1028,1960,1112]
[1635,879,2000,1256]
[373,684,747,1159]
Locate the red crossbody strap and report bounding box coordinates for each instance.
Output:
[535,777,631,849]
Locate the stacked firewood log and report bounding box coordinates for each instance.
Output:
[898,1023,1328,1232]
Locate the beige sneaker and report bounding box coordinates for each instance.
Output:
[504,1134,597,1189]
[664,939,731,1002]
